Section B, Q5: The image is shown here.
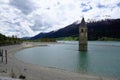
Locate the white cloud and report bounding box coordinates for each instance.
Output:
[0,3,38,37]
[10,0,36,14]
[0,0,120,37]
[0,0,9,4]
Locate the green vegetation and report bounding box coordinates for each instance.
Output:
[0,33,23,46]
[57,37,78,41]
[57,36,120,41]
[98,37,120,41]
[33,38,56,42]
[1,32,120,47]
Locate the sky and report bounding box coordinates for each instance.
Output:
[0,0,120,38]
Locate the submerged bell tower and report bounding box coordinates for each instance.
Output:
[79,17,88,51]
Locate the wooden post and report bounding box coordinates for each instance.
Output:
[0,49,1,62]
[1,49,3,62]
[0,49,1,57]
[5,50,7,64]
[11,68,16,78]
[0,49,4,63]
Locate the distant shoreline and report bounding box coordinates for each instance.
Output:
[0,42,119,80]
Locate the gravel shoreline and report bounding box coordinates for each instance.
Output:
[0,42,119,80]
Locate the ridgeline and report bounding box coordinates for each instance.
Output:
[31,19,120,41]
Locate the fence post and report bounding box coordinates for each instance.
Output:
[1,49,3,62]
[5,50,7,64]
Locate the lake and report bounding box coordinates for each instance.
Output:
[15,41,120,78]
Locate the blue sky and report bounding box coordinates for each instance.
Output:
[0,0,120,37]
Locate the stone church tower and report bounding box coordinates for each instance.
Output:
[79,17,88,51]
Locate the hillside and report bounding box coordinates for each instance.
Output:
[31,19,120,40]
[0,33,22,46]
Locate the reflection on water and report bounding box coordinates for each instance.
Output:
[15,41,120,78]
[77,52,88,73]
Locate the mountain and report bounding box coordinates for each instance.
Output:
[31,19,120,40]
[22,37,31,40]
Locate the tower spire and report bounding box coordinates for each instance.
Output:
[80,17,86,27]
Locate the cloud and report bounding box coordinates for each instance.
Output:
[97,4,106,8]
[82,6,93,12]
[0,2,38,37]
[0,0,9,4]
[10,0,36,14]
[0,0,120,37]
[117,2,120,7]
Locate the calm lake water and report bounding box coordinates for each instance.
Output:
[15,41,120,78]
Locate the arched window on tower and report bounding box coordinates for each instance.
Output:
[81,29,84,32]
